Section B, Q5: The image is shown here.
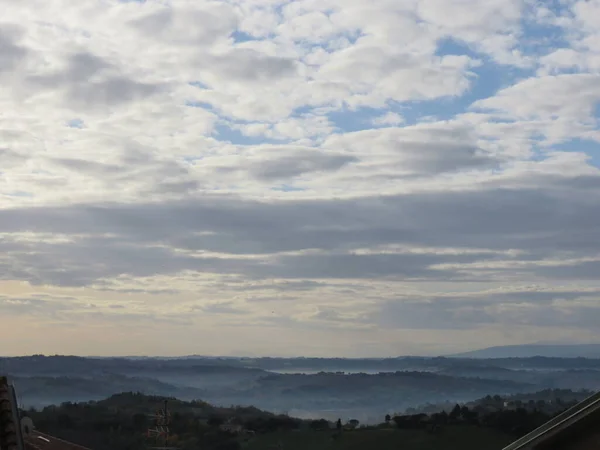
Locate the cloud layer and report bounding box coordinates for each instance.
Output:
[1,0,600,356]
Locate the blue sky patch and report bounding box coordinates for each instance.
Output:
[186,100,214,110]
[552,138,600,167]
[5,191,33,197]
[231,30,255,43]
[214,123,273,146]
[327,107,384,133]
[271,184,306,192]
[189,81,210,89]
[66,118,85,129]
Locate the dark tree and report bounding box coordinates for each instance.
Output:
[450,404,462,421]
[132,413,147,430]
[207,416,225,427]
[309,419,329,431]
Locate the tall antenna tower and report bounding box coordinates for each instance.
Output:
[146,400,177,450]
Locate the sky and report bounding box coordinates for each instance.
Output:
[1,0,600,358]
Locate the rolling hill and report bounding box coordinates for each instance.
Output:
[449,344,600,359]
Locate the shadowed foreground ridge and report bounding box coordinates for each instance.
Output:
[502,390,600,450]
[1,376,90,450]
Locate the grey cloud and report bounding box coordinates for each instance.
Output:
[217,150,357,181]
[324,125,502,176]
[68,76,162,108]
[251,151,357,181]
[0,236,248,286]
[311,308,353,322]
[414,289,600,314]
[237,280,329,292]
[369,299,497,330]
[0,295,74,318]
[256,312,370,331]
[49,149,197,195]
[245,296,298,303]
[0,26,27,73]
[0,170,600,285]
[206,49,298,82]
[476,288,600,304]
[164,182,600,257]
[91,285,182,296]
[77,310,193,326]
[51,158,125,176]
[0,235,469,287]
[0,181,596,256]
[194,302,248,315]
[526,260,600,281]
[259,252,479,280]
[27,51,164,108]
[394,141,498,174]
[525,306,600,329]
[0,43,25,75]
[132,4,238,46]
[368,291,600,331]
[0,148,29,169]
[131,8,175,36]
[147,180,200,195]
[548,174,600,191]
[66,52,111,83]
[27,52,108,88]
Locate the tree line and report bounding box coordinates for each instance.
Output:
[19,392,579,450]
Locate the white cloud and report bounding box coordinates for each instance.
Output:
[1,0,600,356]
[472,74,600,121]
[471,73,600,145]
[372,112,405,126]
[233,114,335,141]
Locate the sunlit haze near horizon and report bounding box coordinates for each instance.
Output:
[1,0,600,358]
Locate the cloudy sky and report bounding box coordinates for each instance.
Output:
[1,0,600,357]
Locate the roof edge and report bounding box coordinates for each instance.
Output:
[502,390,600,450]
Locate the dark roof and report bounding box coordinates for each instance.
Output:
[24,432,92,450]
[502,391,600,450]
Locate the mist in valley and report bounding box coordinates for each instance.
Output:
[3,354,600,424]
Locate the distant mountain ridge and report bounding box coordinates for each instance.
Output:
[449,344,600,359]
[3,354,600,423]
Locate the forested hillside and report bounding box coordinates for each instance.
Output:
[22,391,581,450]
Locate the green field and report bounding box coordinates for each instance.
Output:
[241,425,514,450]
